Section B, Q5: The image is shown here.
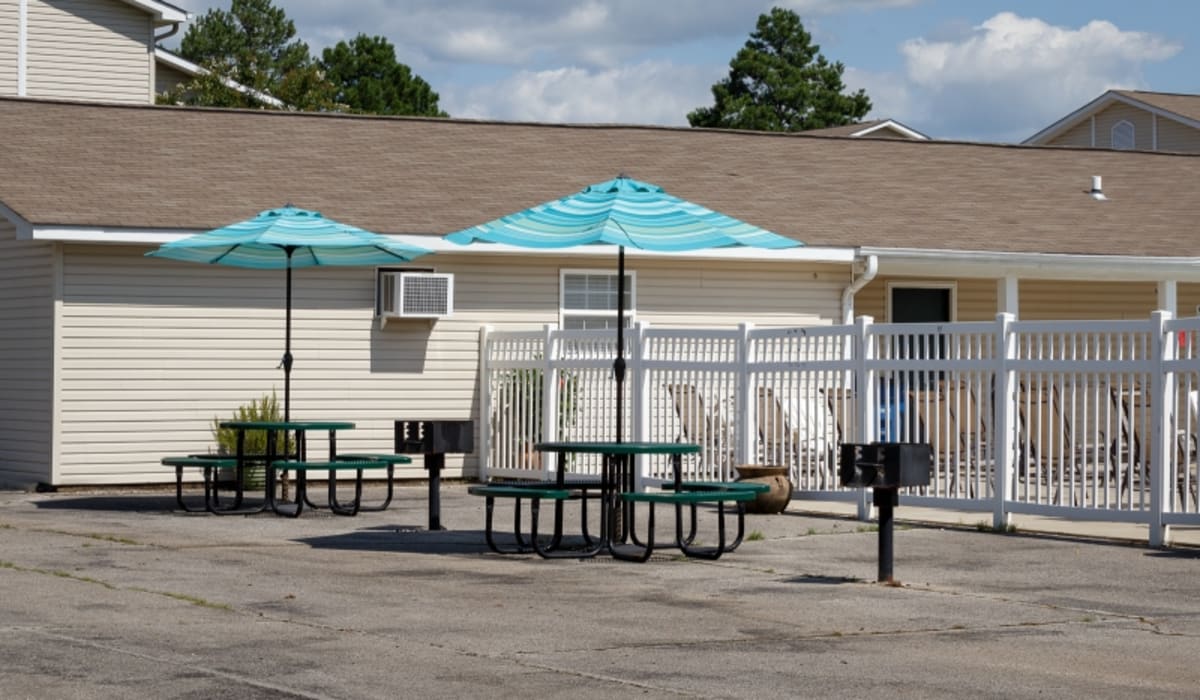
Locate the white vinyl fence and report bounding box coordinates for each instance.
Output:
[479,312,1200,546]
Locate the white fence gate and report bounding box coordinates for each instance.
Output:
[479,313,1200,546]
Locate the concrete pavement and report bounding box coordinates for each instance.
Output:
[0,484,1197,699]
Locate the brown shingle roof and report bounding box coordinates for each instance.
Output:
[1113,90,1200,124]
[2,97,1198,258]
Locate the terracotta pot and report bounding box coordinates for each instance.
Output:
[734,465,793,514]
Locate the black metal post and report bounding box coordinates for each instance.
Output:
[282,249,294,423]
[614,245,626,444]
[425,452,445,531]
[875,487,897,583]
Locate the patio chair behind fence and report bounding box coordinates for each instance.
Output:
[480,313,1200,545]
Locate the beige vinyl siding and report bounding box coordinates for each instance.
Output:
[854,277,1163,323]
[0,221,55,489]
[1017,280,1157,320]
[856,277,995,322]
[1154,118,1200,153]
[615,257,841,328]
[55,246,843,485]
[1177,284,1200,318]
[0,1,17,94]
[1045,119,1094,148]
[154,59,189,96]
[1091,102,1154,150]
[26,0,153,104]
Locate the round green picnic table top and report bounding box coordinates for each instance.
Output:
[219,420,356,431]
[534,441,700,455]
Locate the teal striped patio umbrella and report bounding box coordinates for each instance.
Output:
[445,175,801,442]
[147,205,431,420]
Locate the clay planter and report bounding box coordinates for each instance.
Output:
[734,465,793,514]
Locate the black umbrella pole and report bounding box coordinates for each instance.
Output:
[614,247,626,444]
[283,255,294,423]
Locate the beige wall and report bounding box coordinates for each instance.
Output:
[856,276,1169,322]
[1155,117,1200,154]
[0,221,55,489]
[0,1,16,94]
[1047,119,1093,148]
[1089,102,1155,150]
[1016,280,1159,320]
[1044,102,1200,153]
[24,0,154,104]
[154,58,189,96]
[53,246,844,485]
[856,276,997,322]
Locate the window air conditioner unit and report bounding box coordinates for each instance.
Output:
[379,271,453,327]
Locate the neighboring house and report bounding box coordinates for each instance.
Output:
[1024,89,1200,152]
[0,0,188,104]
[154,47,285,108]
[3,97,1200,489]
[803,118,929,140]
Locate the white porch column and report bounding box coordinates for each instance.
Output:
[997,277,1019,318]
[1157,281,1178,317]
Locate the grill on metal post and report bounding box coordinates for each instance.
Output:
[839,442,932,583]
[395,420,474,530]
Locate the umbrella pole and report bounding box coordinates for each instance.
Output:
[615,246,626,444]
[283,253,294,423]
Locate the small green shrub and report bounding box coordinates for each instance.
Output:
[211,391,294,457]
[211,391,295,488]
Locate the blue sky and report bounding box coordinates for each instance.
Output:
[168,1,1197,143]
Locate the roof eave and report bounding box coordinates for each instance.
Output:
[0,202,33,239]
[856,120,930,140]
[120,0,189,24]
[29,225,856,264]
[863,246,1200,282]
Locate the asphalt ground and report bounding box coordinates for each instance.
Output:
[0,483,1197,699]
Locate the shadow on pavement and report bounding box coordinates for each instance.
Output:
[295,524,495,556]
[32,494,184,512]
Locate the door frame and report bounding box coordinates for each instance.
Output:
[886,281,957,323]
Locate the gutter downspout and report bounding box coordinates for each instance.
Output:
[154,22,182,43]
[841,254,878,324]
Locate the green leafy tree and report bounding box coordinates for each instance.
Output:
[687,7,871,132]
[320,34,447,116]
[161,0,333,110]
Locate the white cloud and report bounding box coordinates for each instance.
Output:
[898,12,1181,141]
[444,60,713,125]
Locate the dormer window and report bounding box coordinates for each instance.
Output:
[1111,120,1135,150]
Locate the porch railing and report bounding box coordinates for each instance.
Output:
[478,312,1200,546]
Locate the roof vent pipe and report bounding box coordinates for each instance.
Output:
[1090,175,1108,201]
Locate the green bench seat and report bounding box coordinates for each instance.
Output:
[615,488,756,562]
[658,481,769,554]
[269,459,388,517]
[334,453,412,512]
[468,484,603,558]
[669,480,770,494]
[161,456,239,513]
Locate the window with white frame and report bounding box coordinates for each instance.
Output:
[1111,120,1135,150]
[560,270,634,330]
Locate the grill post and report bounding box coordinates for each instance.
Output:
[395,420,474,531]
[839,442,932,583]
